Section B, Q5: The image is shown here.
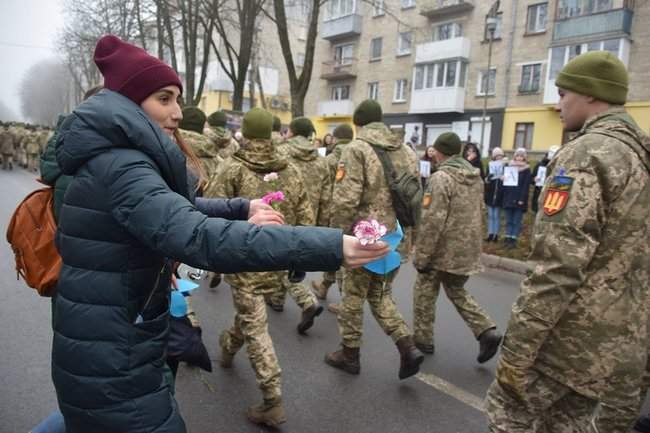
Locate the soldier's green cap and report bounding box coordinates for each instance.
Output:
[207,110,228,127]
[433,132,461,156]
[353,99,382,126]
[333,124,353,140]
[289,117,314,138]
[242,107,273,140]
[179,106,206,134]
[555,51,628,105]
[272,116,282,132]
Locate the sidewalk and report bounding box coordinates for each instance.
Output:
[481,253,530,275]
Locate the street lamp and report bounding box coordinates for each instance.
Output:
[480,2,499,157]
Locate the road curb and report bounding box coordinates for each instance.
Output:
[481,253,530,275]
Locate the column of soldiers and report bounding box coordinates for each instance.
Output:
[0,122,51,171]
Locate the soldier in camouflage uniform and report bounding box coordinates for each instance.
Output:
[178,106,221,194]
[206,108,323,427]
[324,100,424,380]
[486,52,650,433]
[267,117,331,311]
[0,124,15,170]
[312,124,354,313]
[205,110,239,159]
[271,115,284,147]
[26,126,42,172]
[413,132,502,361]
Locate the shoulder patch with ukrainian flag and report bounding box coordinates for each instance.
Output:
[422,192,432,209]
[543,175,573,217]
[335,162,346,182]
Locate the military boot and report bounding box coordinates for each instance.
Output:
[327,303,341,314]
[477,328,502,363]
[219,332,235,368]
[209,272,221,288]
[311,279,332,300]
[297,304,323,334]
[396,336,424,380]
[325,345,360,374]
[247,398,287,427]
[414,341,435,355]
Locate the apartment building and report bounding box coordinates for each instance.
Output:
[306,0,650,154]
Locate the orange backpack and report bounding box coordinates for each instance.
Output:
[6,186,61,296]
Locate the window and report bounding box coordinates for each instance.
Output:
[325,0,355,20]
[435,22,463,41]
[400,0,415,9]
[557,0,613,20]
[484,13,503,40]
[514,123,534,150]
[368,82,379,100]
[414,61,462,90]
[372,0,384,16]
[334,44,354,65]
[330,85,350,100]
[397,32,412,56]
[519,63,541,93]
[478,68,496,95]
[394,79,408,102]
[526,3,547,33]
[550,39,623,81]
[370,37,382,60]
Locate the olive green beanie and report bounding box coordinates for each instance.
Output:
[272,116,282,132]
[289,117,314,138]
[353,99,383,126]
[207,110,228,128]
[555,51,628,105]
[333,123,354,140]
[433,132,462,156]
[242,107,273,140]
[179,106,206,134]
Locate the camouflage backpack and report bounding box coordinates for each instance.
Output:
[369,145,423,228]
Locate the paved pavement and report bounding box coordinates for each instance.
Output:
[0,167,646,433]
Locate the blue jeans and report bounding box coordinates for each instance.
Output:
[487,206,501,236]
[504,208,524,239]
[31,410,65,433]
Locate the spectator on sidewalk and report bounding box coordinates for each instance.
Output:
[484,147,505,242]
[501,148,531,248]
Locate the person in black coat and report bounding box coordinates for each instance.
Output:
[531,145,560,213]
[52,35,389,433]
[420,145,436,188]
[463,141,485,179]
[501,147,532,248]
[484,147,505,241]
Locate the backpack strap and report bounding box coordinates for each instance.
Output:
[361,139,397,185]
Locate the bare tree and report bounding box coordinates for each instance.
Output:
[19,59,73,126]
[206,0,267,111]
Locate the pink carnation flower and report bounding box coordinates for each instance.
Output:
[353,219,387,246]
[261,191,285,206]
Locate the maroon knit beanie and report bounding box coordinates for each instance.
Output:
[94,35,183,104]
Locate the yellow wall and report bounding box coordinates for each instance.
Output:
[625,102,650,135]
[502,106,564,152]
[311,116,354,140]
[198,91,293,125]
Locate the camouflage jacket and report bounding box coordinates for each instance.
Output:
[179,129,222,193]
[0,130,15,154]
[207,138,314,294]
[330,122,418,234]
[502,107,650,402]
[204,126,239,159]
[414,156,484,275]
[325,139,350,180]
[271,131,285,148]
[286,135,332,227]
[26,131,41,155]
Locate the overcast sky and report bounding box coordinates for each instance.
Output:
[0,0,65,120]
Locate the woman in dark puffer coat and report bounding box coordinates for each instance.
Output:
[52,35,388,433]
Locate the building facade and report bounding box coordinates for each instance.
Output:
[306,0,650,155]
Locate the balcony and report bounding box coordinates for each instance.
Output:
[320,59,357,80]
[420,0,474,20]
[322,14,363,41]
[415,37,471,64]
[409,87,465,113]
[553,8,633,42]
[318,100,355,117]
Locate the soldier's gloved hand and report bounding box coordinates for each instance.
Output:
[288,270,306,283]
[495,347,537,401]
[342,235,390,268]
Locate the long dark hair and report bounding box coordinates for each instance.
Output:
[173,129,208,193]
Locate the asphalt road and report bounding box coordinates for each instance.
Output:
[0,167,646,433]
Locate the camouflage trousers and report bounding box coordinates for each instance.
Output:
[413,270,495,346]
[27,153,39,171]
[338,267,411,349]
[267,275,318,310]
[221,288,281,402]
[2,154,13,170]
[322,269,343,290]
[486,371,638,433]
